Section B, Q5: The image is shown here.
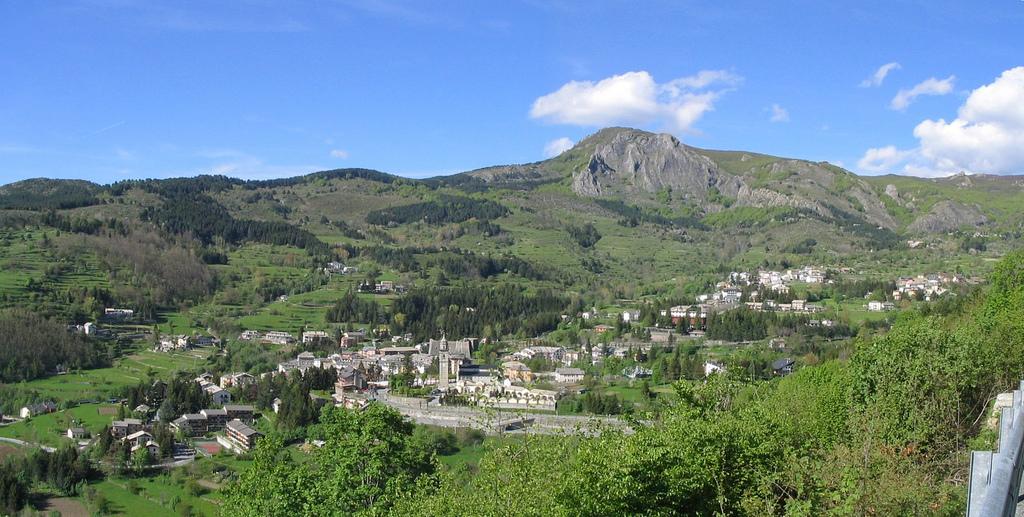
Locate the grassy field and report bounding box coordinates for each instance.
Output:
[87,477,221,517]
[12,347,214,405]
[436,434,520,470]
[0,403,118,446]
[0,230,110,304]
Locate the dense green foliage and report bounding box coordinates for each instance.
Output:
[0,309,109,382]
[595,198,702,228]
[0,445,97,514]
[145,194,329,255]
[222,404,436,516]
[326,291,388,325]
[426,250,547,281]
[0,179,100,210]
[391,285,567,340]
[366,195,509,226]
[567,223,601,248]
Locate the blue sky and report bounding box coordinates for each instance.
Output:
[2,0,1023,184]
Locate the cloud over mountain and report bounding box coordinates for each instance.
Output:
[530,70,740,132]
[542,137,574,158]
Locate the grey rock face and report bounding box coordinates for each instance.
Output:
[571,130,730,200]
[907,200,988,233]
[734,185,829,217]
[885,184,900,201]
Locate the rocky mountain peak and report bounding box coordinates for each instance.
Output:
[569,128,738,200]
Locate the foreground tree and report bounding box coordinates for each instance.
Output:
[223,403,436,516]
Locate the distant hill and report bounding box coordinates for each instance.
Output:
[454,127,1024,235]
[2,127,1022,294]
[0,178,102,210]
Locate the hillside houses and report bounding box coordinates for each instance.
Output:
[892,273,964,301]
[359,280,407,294]
[501,361,534,382]
[103,308,134,321]
[264,331,294,345]
[20,401,57,418]
[704,360,726,377]
[663,305,710,329]
[194,374,232,404]
[511,345,570,366]
[220,372,255,389]
[111,418,144,438]
[238,330,295,344]
[302,331,330,344]
[156,335,190,352]
[744,299,824,314]
[554,367,584,383]
[868,301,896,312]
[221,419,262,453]
[239,330,261,341]
[171,405,255,437]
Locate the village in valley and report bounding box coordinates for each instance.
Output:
[0,255,976,503]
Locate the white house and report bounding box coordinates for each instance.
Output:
[220,372,255,389]
[205,384,232,405]
[867,301,895,312]
[554,367,585,384]
[302,331,330,344]
[704,361,726,377]
[621,310,641,323]
[264,331,294,345]
[20,401,57,418]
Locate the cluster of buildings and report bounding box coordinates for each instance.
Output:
[102,308,135,321]
[109,418,160,456]
[358,280,407,294]
[743,298,824,314]
[19,401,57,419]
[322,262,358,275]
[104,378,260,455]
[868,300,896,312]
[892,273,965,301]
[195,373,233,405]
[171,405,255,436]
[664,305,711,330]
[239,328,378,347]
[67,321,114,339]
[757,266,828,291]
[239,330,296,345]
[155,334,220,352]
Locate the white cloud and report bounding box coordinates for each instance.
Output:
[769,104,789,123]
[529,70,741,132]
[860,62,901,87]
[543,137,575,158]
[890,75,955,110]
[198,148,324,180]
[913,67,1024,175]
[857,145,913,173]
[859,67,1024,176]
[330,149,350,159]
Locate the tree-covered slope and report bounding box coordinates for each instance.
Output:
[214,250,1024,516]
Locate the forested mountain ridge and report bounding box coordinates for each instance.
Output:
[458,127,1024,233]
[6,127,1023,240]
[2,127,1023,317]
